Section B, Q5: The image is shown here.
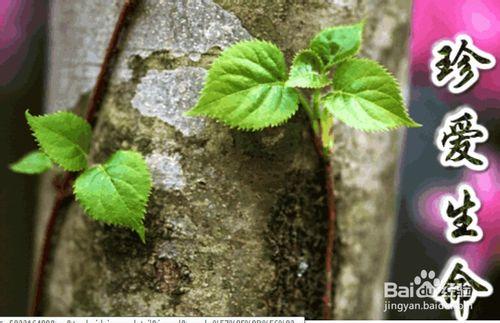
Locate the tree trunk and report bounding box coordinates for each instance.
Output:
[38,0,410,318]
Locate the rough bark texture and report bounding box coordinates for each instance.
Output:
[38,0,410,319]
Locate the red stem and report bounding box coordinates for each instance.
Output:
[85,0,138,125]
[322,159,336,319]
[28,0,138,315]
[29,174,72,316]
[310,124,337,319]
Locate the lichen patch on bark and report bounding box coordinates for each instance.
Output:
[146,152,186,190]
[131,68,207,137]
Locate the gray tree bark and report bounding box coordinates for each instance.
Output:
[37,0,410,318]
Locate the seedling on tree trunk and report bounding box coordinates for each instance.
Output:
[9,0,141,316]
[11,110,153,242]
[187,21,420,318]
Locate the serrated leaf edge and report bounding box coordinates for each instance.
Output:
[310,20,365,68]
[204,102,299,132]
[186,39,299,130]
[285,49,330,89]
[73,150,153,243]
[326,57,421,132]
[25,110,91,172]
[191,84,299,131]
[188,39,288,115]
[207,39,287,83]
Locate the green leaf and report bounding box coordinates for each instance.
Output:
[310,22,364,69]
[186,40,299,131]
[10,150,53,174]
[26,110,92,171]
[323,58,421,131]
[285,50,330,89]
[73,150,152,242]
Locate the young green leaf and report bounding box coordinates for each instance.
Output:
[310,22,363,69]
[73,150,152,242]
[285,50,330,89]
[186,40,299,130]
[323,58,421,131]
[10,150,53,174]
[26,110,92,171]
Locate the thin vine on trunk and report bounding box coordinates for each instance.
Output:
[28,0,139,315]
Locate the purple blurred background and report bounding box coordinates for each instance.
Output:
[389,0,500,319]
[0,0,46,315]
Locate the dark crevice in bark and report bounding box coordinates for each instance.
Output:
[266,170,326,319]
